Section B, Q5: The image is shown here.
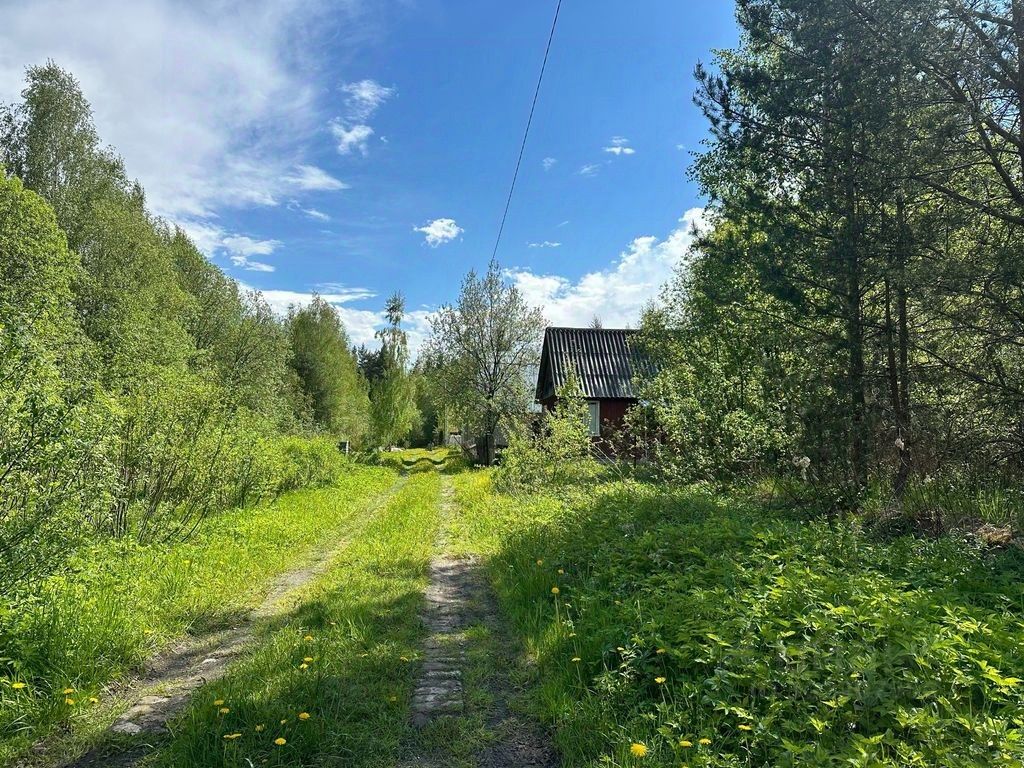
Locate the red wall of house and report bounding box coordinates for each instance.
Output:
[598,399,633,433]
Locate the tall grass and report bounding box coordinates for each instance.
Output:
[452,472,1024,767]
[0,465,396,763]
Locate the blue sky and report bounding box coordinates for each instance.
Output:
[0,0,737,348]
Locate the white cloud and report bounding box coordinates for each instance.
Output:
[285,164,349,191]
[528,241,561,248]
[578,163,601,177]
[340,79,394,121]
[0,0,354,222]
[603,136,635,156]
[414,217,463,247]
[542,157,557,171]
[304,208,330,222]
[222,235,281,272]
[506,207,706,329]
[331,121,375,155]
[557,220,570,227]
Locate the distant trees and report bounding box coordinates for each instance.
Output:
[366,293,420,448]
[426,260,544,465]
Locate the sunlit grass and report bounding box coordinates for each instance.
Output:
[150,471,443,767]
[451,471,1024,767]
[0,465,396,764]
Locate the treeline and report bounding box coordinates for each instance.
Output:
[639,0,1024,504]
[0,64,375,593]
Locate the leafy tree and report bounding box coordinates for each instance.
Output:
[426,260,545,465]
[288,296,370,443]
[368,292,420,447]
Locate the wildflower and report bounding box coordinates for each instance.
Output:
[655,677,666,684]
[656,648,666,655]
[617,646,625,652]
[630,742,648,757]
[557,569,565,575]
[64,698,75,705]
[274,737,287,746]
[536,559,543,566]
[569,632,577,638]
[89,697,100,704]
[299,663,309,670]
[280,719,288,724]
[255,724,265,732]
[698,738,711,746]
[298,712,311,721]
[551,586,560,595]
[739,724,753,731]
[219,707,230,714]
[571,657,581,662]
[895,436,906,451]
[223,733,242,740]
[62,687,75,695]
[389,695,398,702]
[213,699,225,706]
[303,635,314,641]
[11,682,26,690]
[303,657,313,663]
[400,656,409,662]
[679,740,693,748]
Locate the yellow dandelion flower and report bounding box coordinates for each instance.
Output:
[629,742,648,757]
[656,648,666,655]
[389,695,398,702]
[274,737,287,746]
[698,738,711,746]
[558,569,565,575]
[62,687,75,695]
[679,739,693,748]
[400,656,409,662]
[64,698,75,705]
[551,586,560,595]
[303,657,313,662]
[569,632,577,638]
[303,635,314,641]
[571,657,581,662]
[11,682,27,690]
[299,663,309,670]
[213,699,225,706]
[223,733,242,740]
[255,724,265,732]
[298,712,311,721]
[536,559,543,566]
[89,696,100,704]
[655,677,666,684]
[280,719,288,724]
[219,707,230,714]
[738,724,752,731]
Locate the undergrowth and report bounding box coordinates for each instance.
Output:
[452,471,1024,767]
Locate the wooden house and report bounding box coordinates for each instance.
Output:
[534,326,652,439]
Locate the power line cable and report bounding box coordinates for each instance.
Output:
[489,0,563,263]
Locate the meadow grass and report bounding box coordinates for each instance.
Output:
[451,471,1024,767]
[148,470,442,767]
[0,464,396,764]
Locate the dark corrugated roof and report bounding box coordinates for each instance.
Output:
[535,327,653,401]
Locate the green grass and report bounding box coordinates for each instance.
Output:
[451,471,1024,767]
[378,447,469,474]
[0,464,396,764]
[149,471,443,767]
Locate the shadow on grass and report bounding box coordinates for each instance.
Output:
[480,480,1024,765]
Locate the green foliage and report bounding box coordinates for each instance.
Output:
[0,466,396,762]
[454,473,1024,767]
[368,292,420,447]
[495,370,598,493]
[288,296,370,443]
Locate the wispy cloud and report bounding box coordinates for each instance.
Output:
[304,208,330,222]
[542,156,557,171]
[340,79,395,121]
[414,217,463,247]
[222,235,281,272]
[0,0,359,223]
[528,240,561,248]
[285,164,349,191]
[578,163,601,177]
[331,121,375,155]
[603,136,635,156]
